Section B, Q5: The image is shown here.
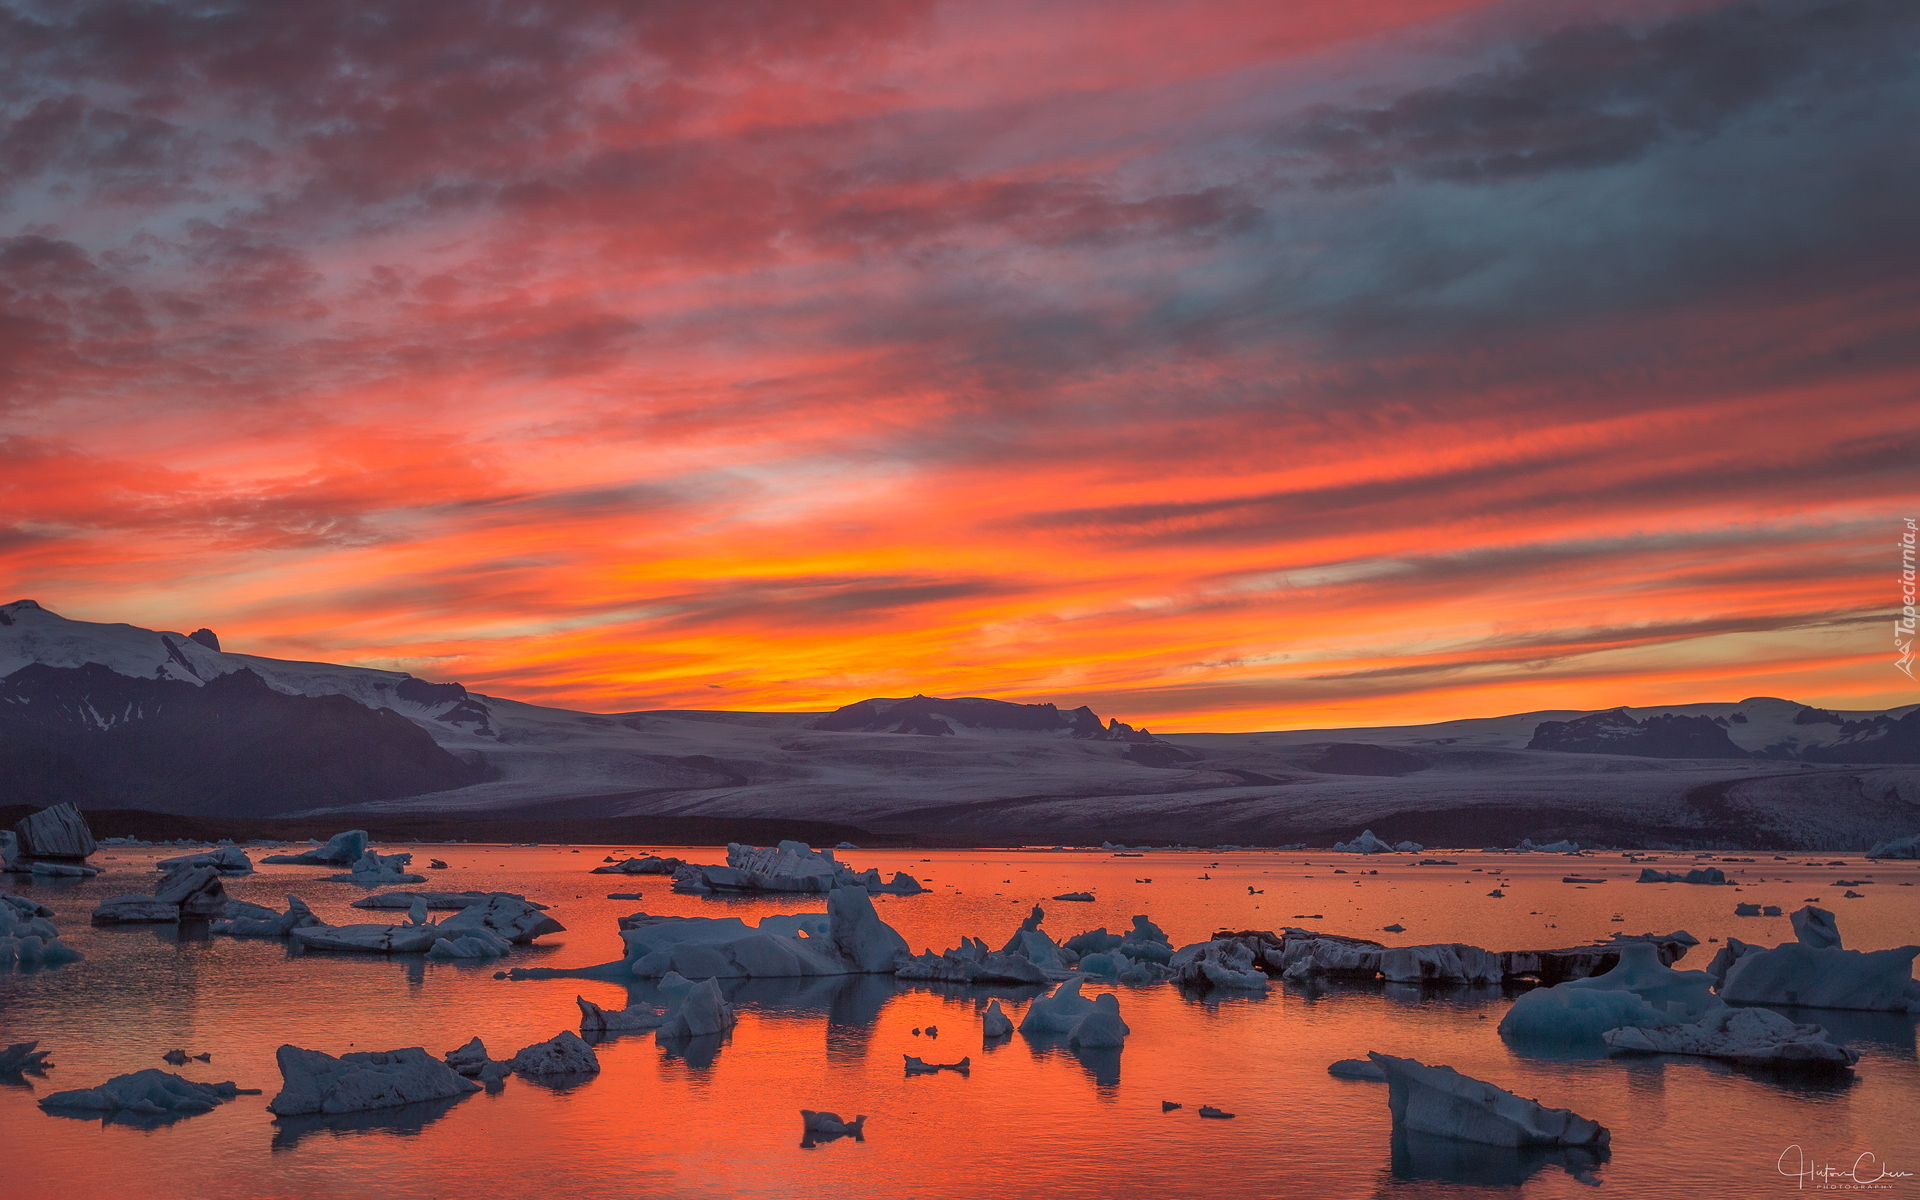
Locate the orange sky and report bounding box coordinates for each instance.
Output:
[2,0,1916,730]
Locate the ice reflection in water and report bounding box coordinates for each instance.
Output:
[0,845,1914,1200]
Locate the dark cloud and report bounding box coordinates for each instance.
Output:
[1276,0,1918,186]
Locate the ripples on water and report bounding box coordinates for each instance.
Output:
[2,846,1915,1199]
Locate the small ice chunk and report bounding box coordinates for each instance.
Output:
[981,1000,1013,1038]
[267,1045,479,1115]
[40,1069,258,1117]
[1198,1106,1235,1119]
[508,1031,600,1076]
[577,994,665,1032]
[1066,993,1130,1049]
[903,1055,969,1075]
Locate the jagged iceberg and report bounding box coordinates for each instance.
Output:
[1066,992,1130,1048]
[982,1000,1013,1038]
[1381,943,1503,986]
[1172,937,1272,991]
[442,1037,510,1084]
[92,864,228,924]
[577,994,665,1032]
[658,978,737,1038]
[213,895,321,938]
[1332,830,1393,854]
[1370,1053,1610,1147]
[668,841,928,897]
[322,850,427,885]
[267,1045,480,1115]
[1717,908,1920,1012]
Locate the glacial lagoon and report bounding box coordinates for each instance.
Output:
[2,845,1916,1199]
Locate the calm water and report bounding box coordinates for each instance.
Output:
[2,846,1916,1199]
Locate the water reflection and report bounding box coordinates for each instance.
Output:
[269,1093,472,1151]
[1388,1129,1609,1188]
[658,1031,729,1070]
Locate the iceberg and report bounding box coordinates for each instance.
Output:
[1198,1105,1235,1119]
[903,1055,970,1075]
[1603,1005,1860,1071]
[982,1000,1013,1038]
[293,922,440,953]
[1636,867,1731,884]
[801,1110,866,1145]
[322,850,427,885]
[436,894,564,944]
[998,905,1076,973]
[1172,936,1272,991]
[577,994,665,1032]
[1066,992,1129,1048]
[0,1041,53,1075]
[1019,978,1098,1035]
[442,1037,509,1084]
[1329,1058,1387,1081]
[1790,905,1842,950]
[508,1031,600,1076]
[11,803,97,861]
[350,891,524,910]
[267,1045,480,1115]
[1369,1053,1610,1148]
[1866,833,1919,859]
[156,846,254,874]
[895,936,1049,985]
[667,841,921,896]
[426,928,515,960]
[658,977,737,1039]
[1380,944,1503,986]
[261,830,369,866]
[2,893,83,966]
[213,894,320,938]
[1332,829,1393,854]
[1499,986,1683,1048]
[1719,942,1920,1012]
[1518,838,1580,853]
[591,855,686,875]
[39,1069,259,1118]
[1051,891,1095,902]
[829,886,911,973]
[91,865,228,925]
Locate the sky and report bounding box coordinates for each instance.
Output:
[2,0,1917,731]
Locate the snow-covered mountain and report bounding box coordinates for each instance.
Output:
[3,598,1917,848]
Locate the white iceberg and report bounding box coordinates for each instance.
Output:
[657,977,737,1039]
[1172,936,1272,991]
[509,1031,600,1076]
[39,1069,259,1117]
[1499,986,1682,1047]
[261,830,369,866]
[982,1000,1013,1038]
[1332,829,1393,854]
[1066,992,1130,1048]
[1381,943,1503,987]
[156,846,254,874]
[1019,978,1098,1035]
[267,1045,480,1115]
[1370,1053,1610,1147]
[828,886,910,973]
[322,850,427,885]
[1790,905,1842,950]
[895,936,1049,985]
[1719,943,1920,1012]
[437,894,564,944]
[1,893,82,966]
[1603,1005,1859,1070]
[577,994,665,1032]
[998,905,1077,972]
[213,895,321,938]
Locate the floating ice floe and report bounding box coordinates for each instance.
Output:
[0,1041,52,1075]
[1369,1053,1610,1147]
[322,850,427,885]
[1381,943,1504,986]
[903,1055,970,1075]
[1602,1004,1860,1071]
[1717,908,1920,1012]
[1329,1058,1387,1081]
[1867,834,1919,859]
[657,977,737,1038]
[1,893,82,966]
[1052,891,1094,902]
[669,841,925,897]
[1172,937,1271,991]
[442,1038,510,1084]
[590,855,685,876]
[39,1069,259,1118]
[1198,1105,1235,1119]
[438,894,564,944]
[509,1031,600,1076]
[982,1000,1013,1038]
[577,993,665,1032]
[1636,867,1731,884]
[212,895,321,938]
[92,864,229,924]
[156,846,254,875]
[268,1045,480,1115]
[801,1110,865,1144]
[260,830,369,867]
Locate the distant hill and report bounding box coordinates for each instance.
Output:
[3,598,1917,849]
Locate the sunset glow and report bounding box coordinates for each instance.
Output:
[4,0,1915,728]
